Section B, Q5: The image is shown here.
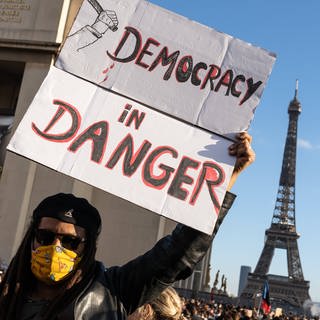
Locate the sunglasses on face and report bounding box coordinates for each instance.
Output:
[34,229,86,251]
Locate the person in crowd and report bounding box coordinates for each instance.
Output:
[128,286,182,320]
[0,132,255,319]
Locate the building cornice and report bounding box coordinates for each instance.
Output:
[0,39,60,54]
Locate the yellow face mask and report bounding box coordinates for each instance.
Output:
[31,244,81,284]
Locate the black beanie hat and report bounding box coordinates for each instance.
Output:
[33,193,101,236]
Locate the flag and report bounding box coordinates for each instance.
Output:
[261,280,271,314]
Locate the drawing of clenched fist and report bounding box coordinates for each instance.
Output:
[92,10,119,34]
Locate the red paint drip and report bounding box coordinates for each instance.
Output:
[100,62,116,84]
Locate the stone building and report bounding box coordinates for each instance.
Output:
[0,0,211,292]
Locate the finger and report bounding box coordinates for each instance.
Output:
[234,151,255,171]
[228,143,238,156]
[236,131,252,144]
[238,147,255,165]
[229,139,250,155]
[232,143,255,168]
[236,139,251,155]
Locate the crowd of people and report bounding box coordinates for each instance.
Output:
[125,285,318,320]
[180,297,317,320]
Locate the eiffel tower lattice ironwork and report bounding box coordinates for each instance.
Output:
[240,82,310,311]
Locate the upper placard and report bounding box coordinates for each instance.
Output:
[56,0,276,136]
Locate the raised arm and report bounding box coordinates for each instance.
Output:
[106,132,255,314]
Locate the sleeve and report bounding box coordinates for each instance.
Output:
[106,191,236,314]
[59,26,102,53]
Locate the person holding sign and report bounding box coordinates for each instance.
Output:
[0,132,254,320]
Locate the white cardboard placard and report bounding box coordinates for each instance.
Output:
[8,67,235,234]
[56,0,276,136]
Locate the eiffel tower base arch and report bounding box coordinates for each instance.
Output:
[240,274,310,315]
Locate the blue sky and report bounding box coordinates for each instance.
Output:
[149,1,320,301]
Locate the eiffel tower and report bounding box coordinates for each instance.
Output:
[240,82,310,312]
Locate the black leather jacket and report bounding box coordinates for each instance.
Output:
[60,192,236,319]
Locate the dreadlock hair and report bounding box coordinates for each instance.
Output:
[0,216,99,320]
[0,222,34,319]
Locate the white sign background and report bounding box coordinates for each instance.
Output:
[8,67,235,234]
[56,0,276,137]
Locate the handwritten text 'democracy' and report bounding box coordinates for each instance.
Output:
[107,26,262,106]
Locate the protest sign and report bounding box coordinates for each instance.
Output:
[56,0,276,137]
[7,67,235,234]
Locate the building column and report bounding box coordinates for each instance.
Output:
[72,179,93,201]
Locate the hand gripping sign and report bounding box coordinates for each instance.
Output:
[56,0,276,137]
